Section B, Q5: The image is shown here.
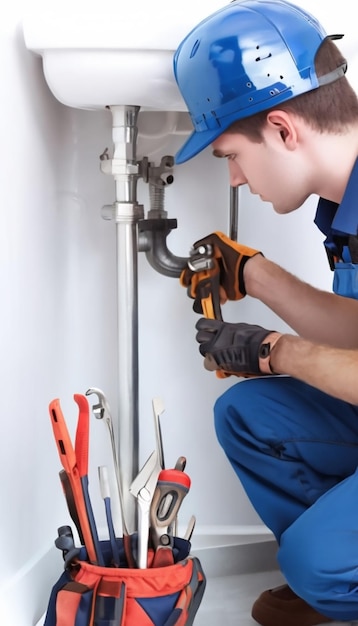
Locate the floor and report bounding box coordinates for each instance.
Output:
[194,569,358,626]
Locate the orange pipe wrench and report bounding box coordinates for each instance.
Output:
[186,244,231,378]
[185,244,223,321]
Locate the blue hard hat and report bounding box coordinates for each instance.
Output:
[174,0,344,164]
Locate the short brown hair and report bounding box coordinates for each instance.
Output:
[228,38,358,141]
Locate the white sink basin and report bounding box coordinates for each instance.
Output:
[22,1,226,111]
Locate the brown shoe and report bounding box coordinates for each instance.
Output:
[251,584,334,626]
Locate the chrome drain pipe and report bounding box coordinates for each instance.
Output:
[100,105,143,534]
[98,106,238,537]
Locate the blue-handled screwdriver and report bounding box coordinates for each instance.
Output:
[99,465,121,567]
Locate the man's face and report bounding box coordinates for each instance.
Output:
[211,128,311,214]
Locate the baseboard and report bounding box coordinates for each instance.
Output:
[0,545,60,626]
[192,538,278,578]
[189,524,278,577]
[188,524,274,548]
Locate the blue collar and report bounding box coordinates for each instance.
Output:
[315,158,358,238]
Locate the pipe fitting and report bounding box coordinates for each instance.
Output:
[138,218,188,278]
[137,154,189,277]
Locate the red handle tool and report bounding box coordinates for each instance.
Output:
[49,397,101,564]
[150,469,191,548]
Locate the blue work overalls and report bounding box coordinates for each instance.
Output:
[214,158,358,620]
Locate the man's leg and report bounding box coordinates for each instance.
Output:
[214,376,358,625]
[214,376,358,540]
[279,467,358,620]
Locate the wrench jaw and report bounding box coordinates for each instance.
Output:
[86,388,110,422]
[91,403,105,420]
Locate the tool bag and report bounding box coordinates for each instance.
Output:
[43,536,206,626]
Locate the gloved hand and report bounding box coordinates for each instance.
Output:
[195,318,282,377]
[180,231,262,303]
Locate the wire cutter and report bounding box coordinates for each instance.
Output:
[129,450,160,568]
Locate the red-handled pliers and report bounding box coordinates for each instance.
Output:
[49,394,104,565]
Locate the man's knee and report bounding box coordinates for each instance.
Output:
[278,525,325,603]
[214,379,269,447]
[278,520,358,619]
[214,382,247,447]
[213,388,232,446]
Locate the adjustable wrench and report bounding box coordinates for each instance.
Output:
[187,244,223,321]
[86,387,135,567]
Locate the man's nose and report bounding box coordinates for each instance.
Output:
[228,161,247,187]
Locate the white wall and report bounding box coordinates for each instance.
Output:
[0,0,356,623]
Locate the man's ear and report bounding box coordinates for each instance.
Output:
[265,110,298,150]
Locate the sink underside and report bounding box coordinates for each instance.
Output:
[42,50,186,111]
[23,2,226,111]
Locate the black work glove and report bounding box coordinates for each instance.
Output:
[181,231,262,302]
[195,318,281,377]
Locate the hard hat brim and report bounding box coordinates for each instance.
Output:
[175,125,223,164]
